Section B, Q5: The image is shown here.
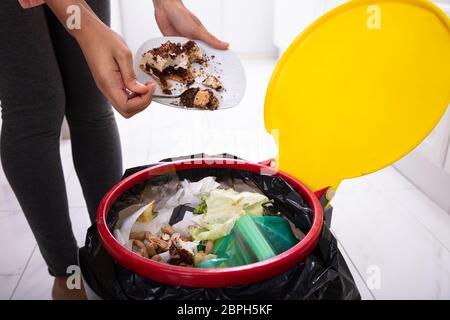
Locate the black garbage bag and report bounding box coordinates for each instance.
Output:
[79,154,360,300]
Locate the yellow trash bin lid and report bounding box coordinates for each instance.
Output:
[265,0,450,195]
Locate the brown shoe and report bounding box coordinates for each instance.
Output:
[51,277,87,300]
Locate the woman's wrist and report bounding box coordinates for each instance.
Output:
[72,11,109,47]
[45,0,107,44]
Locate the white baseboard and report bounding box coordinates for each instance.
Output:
[394,152,450,214]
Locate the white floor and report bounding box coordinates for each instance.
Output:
[1,59,450,300]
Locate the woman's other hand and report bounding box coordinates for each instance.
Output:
[153,0,229,50]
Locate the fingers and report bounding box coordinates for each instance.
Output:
[159,24,178,37]
[194,26,229,50]
[122,82,155,118]
[108,80,155,119]
[115,47,149,94]
[154,12,178,36]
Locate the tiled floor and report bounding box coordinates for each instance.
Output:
[332,167,450,299]
[1,59,450,300]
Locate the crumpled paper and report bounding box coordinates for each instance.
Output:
[114,176,220,244]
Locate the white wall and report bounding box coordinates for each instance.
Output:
[273,0,346,55]
[110,0,123,33]
[115,0,157,54]
[221,0,276,57]
[115,0,276,57]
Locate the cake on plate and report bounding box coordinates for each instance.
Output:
[140,40,205,92]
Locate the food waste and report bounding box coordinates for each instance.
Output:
[114,177,299,268]
[140,40,224,109]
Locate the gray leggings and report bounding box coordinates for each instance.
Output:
[0,1,122,276]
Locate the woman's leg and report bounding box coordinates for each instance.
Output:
[0,2,78,277]
[45,0,123,223]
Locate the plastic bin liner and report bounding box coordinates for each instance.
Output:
[79,154,360,300]
[198,215,299,268]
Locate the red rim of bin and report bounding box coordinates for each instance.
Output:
[96,159,324,288]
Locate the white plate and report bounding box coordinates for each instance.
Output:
[134,37,246,110]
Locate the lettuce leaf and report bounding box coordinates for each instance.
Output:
[189,189,268,241]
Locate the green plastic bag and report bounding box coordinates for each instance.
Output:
[197,215,299,268]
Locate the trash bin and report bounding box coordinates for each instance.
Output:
[79,0,449,300]
[79,154,360,300]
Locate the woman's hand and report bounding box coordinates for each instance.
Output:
[75,21,155,118]
[153,0,229,50]
[46,0,154,118]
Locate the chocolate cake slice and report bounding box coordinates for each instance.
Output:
[180,88,219,110]
[140,40,205,91]
[202,75,224,92]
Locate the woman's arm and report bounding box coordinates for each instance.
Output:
[45,0,154,118]
[153,0,229,49]
[43,0,227,117]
